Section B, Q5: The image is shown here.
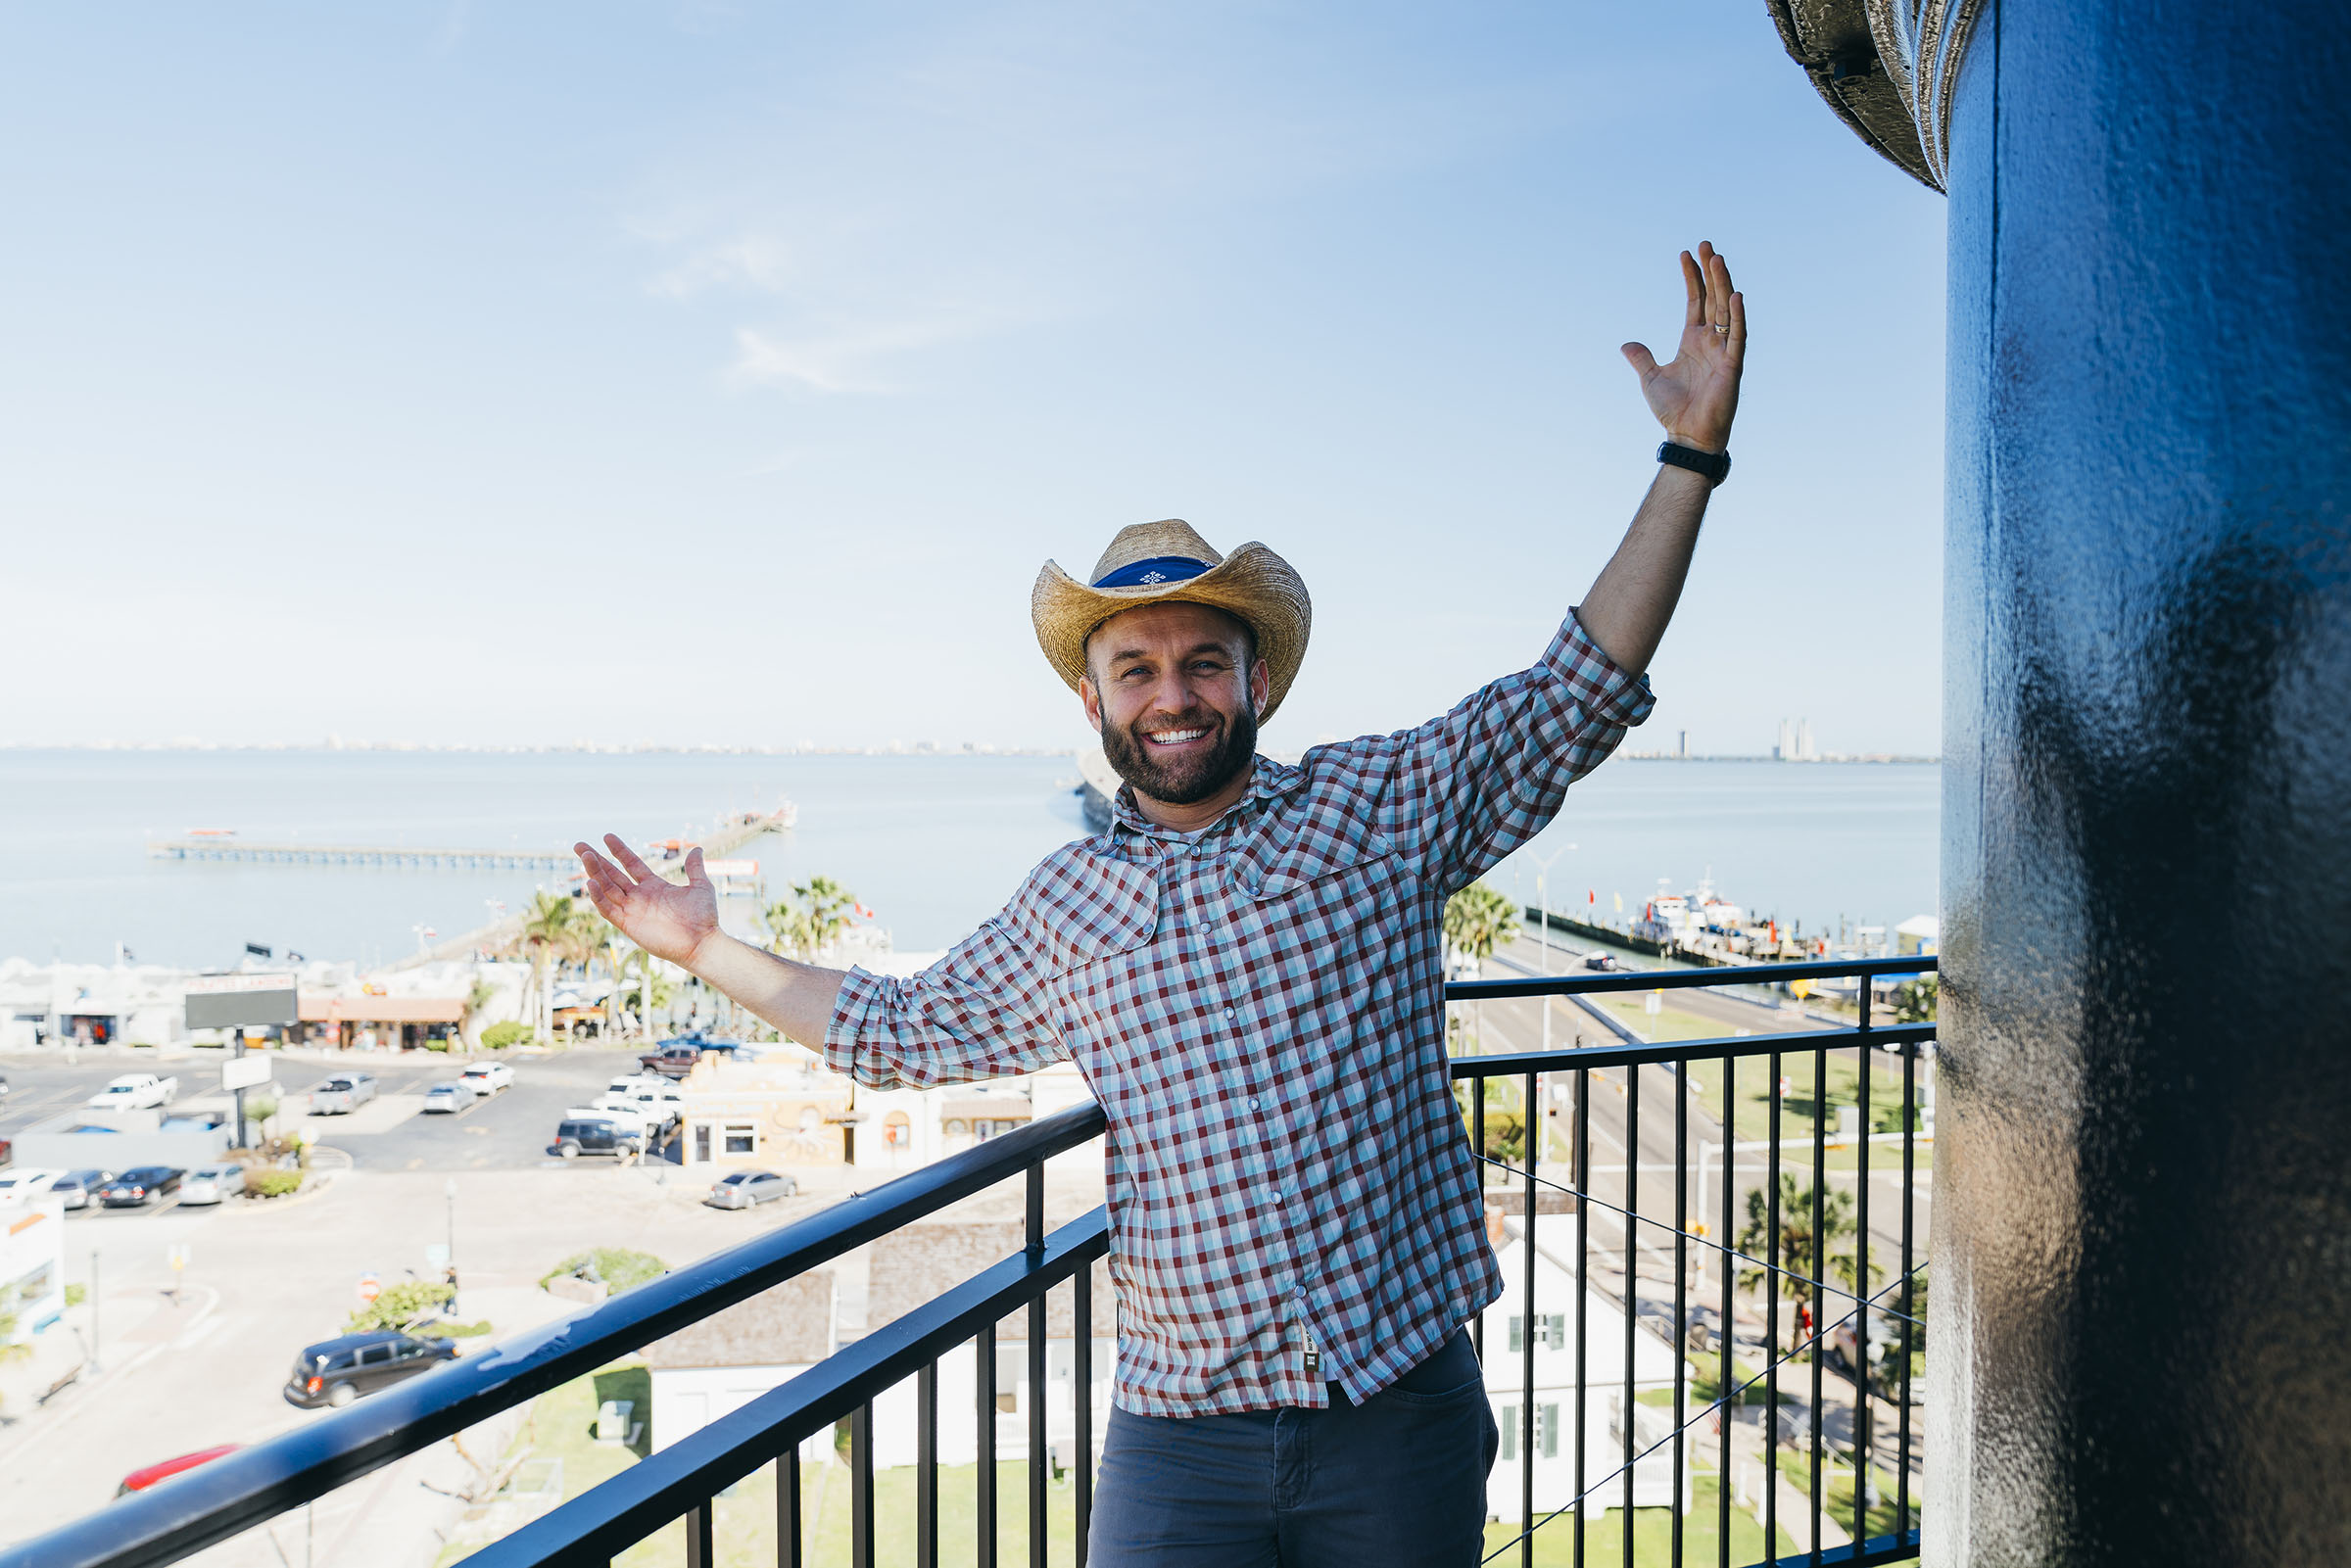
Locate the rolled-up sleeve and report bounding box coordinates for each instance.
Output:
[823,914,1071,1090]
[1405,608,1654,891]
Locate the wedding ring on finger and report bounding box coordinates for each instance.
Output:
[1712,322,1731,334]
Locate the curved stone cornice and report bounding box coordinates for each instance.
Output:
[1766,0,1989,191]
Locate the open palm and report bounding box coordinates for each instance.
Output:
[574,835,719,969]
[1621,240,1746,453]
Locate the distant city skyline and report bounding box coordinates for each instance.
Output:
[1,5,1945,757]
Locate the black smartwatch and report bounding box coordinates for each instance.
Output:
[1657,441,1731,486]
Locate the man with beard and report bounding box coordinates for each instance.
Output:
[574,241,1746,1566]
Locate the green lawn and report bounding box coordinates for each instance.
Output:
[1482,1471,1795,1566]
[459,1368,1815,1568]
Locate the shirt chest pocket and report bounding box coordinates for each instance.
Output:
[1032,856,1160,982]
[1233,823,1402,908]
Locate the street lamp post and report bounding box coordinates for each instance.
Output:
[1528,841,1576,1054]
[444,1178,458,1315]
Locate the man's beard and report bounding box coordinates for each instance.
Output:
[1100,701,1260,808]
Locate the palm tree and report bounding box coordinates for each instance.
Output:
[1737,1171,1874,1306]
[517,891,578,1039]
[763,875,859,963]
[1443,881,1518,970]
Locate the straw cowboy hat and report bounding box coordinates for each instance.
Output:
[1032,520,1313,723]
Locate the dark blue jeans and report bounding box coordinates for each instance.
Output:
[1089,1330,1498,1566]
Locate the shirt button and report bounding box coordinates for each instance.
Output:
[1223,1007,1236,1020]
[1247,1098,1260,1111]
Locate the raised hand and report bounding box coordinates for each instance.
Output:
[1620,240,1746,454]
[574,835,720,970]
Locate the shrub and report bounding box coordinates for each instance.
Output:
[425,1037,451,1053]
[540,1248,667,1296]
[247,1169,305,1199]
[347,1280,456,1333]
[413,1318,494,1338]
[480,1021,528,1051]
[245,1094,279,1126]
[64,1284,86,1308]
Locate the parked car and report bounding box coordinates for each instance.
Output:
[548,1117,644,1162]
[636,1042,705,1079]
[704,1170,797,1210]
[458,1062,513,1095]
[50,1169,117,1211]
[179,1163,249,1206]
[1581,951,1620,971]
[0,1167,65,1204]
[283,1330,458,1409]
[308,1074,377,1116]
[85,1073,179,1111]
[596,1086,682,1128]
[97,1166,184,1208]
[115,1445,241,1499]
[422,1081,470,1115]
[572,1102,662,1142]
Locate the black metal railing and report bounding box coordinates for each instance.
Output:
[1447,955,1932,1568]
[5,954,1934,1568]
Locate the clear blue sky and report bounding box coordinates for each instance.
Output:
[1,3,1946,755]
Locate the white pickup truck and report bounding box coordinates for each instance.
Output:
[85,1072,179,1111]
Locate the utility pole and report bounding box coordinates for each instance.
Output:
[88,1249,103,1375]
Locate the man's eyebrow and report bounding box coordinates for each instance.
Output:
[1108,641,1235,667]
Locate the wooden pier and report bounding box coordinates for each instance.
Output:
[149,839,577,871]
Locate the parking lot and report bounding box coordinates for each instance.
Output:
[2,1044,670,1179]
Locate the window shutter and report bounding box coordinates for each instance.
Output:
[1499,1403,1518,1461]
[1507,1314,1523,1354]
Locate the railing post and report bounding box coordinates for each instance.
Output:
[1854,987,1875,1542]
[918,1360,939,1568]
[1026,1164,1047,1568]
[778,1446,801,1568]
[1075,1262,1094,1567]
[979,1322,997,1568]
[1521,1069,1538,1568]
[685,1499,713,1568]
[851,1401,875,1568]
[1809,1044,1827,1563]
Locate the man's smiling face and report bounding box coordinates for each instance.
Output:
[1080,600,1271,812]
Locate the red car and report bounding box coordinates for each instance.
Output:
[116,1445,240,1498]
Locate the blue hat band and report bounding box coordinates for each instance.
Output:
[1091,555,1210,590]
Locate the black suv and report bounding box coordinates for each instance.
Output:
[284,1330,457,1408]
[549,1117,644,1162]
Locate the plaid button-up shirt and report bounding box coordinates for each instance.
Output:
[826,610,1653,1415]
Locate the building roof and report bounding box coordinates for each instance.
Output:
[866,1221,1116,1342]
[298,996,466,1023]
[642,1270,836,1370]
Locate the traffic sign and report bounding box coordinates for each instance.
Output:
[357,1272,381,1305]
[221,1056,272,1092]
[166,1243,190,1272]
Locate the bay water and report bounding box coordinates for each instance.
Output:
[0,750,1937,970]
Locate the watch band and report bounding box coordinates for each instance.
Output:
[1657,441,1731,485]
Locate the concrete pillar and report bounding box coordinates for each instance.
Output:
[1779,0,2351,1557]
[1776,0,2351,1559]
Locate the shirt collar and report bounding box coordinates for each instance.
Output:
[1107,754,1306,841]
